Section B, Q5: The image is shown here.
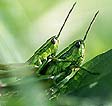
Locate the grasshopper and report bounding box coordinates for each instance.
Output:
[0,2,76,78]
[39,11,99,98]
[0,3,76,90]
[26,2,76,70]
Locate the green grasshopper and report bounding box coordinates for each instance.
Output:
[26,2,76,70]
[39,11,99,99]
[0,2,76,90]
[0,2,76,78]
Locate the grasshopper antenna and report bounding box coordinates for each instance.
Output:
[83,10,99,41]
[56,2,76,39]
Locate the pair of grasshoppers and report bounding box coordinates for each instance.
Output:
[0,2,99,99]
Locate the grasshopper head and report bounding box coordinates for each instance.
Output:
[74,39,85,56]
[50,2,76,56]
[75,40,85,49]
[51,36,59,45]
[71,10,99,65]
[75,39,85,62]
[47,36,59,56]
[69,39,85,65]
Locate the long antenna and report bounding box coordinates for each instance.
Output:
[56,2,76,39]
[83,10,99,41]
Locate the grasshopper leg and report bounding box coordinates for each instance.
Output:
[49,69,79,98]
[35,60,49,75]
[48,56,76,62]
[75,67,100,89]
[79,67,100,75]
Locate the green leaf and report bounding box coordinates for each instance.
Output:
[78,49,112,91]
[58,49,112,106]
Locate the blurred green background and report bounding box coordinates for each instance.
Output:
[0,0,111,64]
[0,0,112,106]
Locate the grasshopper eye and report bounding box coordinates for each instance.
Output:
[75,41,81,48]
[51,38,57,44]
